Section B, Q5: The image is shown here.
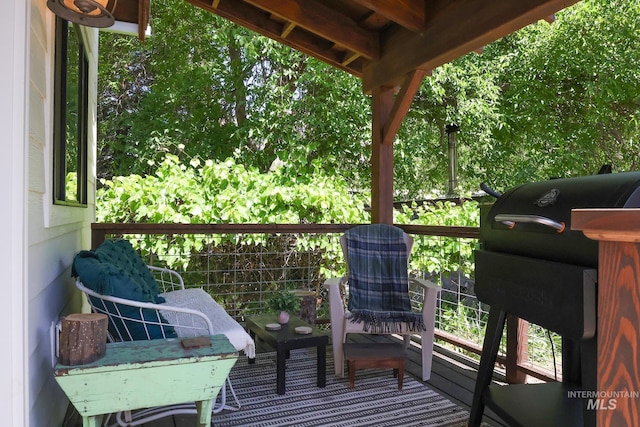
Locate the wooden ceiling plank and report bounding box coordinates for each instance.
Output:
[382,70,425,145]
[211,0,220,8]
[351,0,426,32]
[186,0,364,77]
[362,0,580,93]
[243,0,380,59]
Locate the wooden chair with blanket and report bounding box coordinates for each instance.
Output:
[71,239,255,426]
[323,224,441,382]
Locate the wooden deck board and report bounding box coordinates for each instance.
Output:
[346,334,505,426]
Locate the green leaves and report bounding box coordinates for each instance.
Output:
[97,154,369,226]
[97,0,640,203]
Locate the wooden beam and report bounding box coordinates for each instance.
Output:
[360,10,388,29]
[342,51,361,67]
[186,0,365,77]
[382,70,425,145]
[362,0,580,92]
[350,0,426,33]
[571,209,640,425]
[281,21,296,38]
[371,86,396,224]
[243,0,380,60]
[138,0,150,41]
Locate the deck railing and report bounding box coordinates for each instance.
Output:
[90,222,560,383]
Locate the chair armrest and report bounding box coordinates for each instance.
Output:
[148,265,185,292]
[409,277,441,292]
[322,277,343,288]
[76,280,213,341]
[323,276,347,316]
[409,278,440,317]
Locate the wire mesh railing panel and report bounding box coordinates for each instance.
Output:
[408,234,488,346]
[113,232,344,322]
[100,226,562,380]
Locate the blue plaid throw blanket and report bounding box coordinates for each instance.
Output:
[346,224,425,333]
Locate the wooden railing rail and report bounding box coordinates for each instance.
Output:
[91,222,479,248]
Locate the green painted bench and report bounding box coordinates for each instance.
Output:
[54,335,237,427]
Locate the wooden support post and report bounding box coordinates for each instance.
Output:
[572,208,640,426]
[90,225,107,250]
[371,85,395,224]
[505,314,528,384]
[382,71,425,146]
[59,313,108,365]
[370,71,424,224]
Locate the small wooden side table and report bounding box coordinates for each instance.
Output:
[54,335,238,427]
[246,315,328,395]
[344,342,407,390]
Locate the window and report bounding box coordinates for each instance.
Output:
[53,17,88,206]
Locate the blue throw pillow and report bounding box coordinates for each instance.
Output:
[88,297,177,341]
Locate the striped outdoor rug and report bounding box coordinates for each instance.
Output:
[211,348,470,427]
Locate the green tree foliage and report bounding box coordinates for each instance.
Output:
[477,0,640,189]
[97,0,640,199]
[395,201,480,275]
[398,57,503,198]
[97,154,370,270]
[97,154,369,225]
[97,0,371,190]
[399,0,640,195]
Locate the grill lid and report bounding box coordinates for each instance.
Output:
[481,171,640,267]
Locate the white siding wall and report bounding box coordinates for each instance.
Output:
[0,0,99,424]
[0,0,28,425]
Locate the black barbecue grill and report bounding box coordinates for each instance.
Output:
[469,171,640,427]
[480,171,640,268]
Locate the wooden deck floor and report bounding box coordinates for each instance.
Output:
[62,334,506,426]
[348,333,507,427]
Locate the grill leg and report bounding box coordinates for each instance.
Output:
[564,336,597,427]
[469,307,507,427]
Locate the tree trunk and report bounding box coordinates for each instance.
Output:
[59,313,109,365]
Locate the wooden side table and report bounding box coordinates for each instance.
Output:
[54,335,238,427]
[246,315,328,395]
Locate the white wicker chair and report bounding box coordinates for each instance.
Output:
[75,264,254,426]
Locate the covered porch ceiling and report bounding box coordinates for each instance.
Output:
[111,0,581,222]
[183,0,579,94]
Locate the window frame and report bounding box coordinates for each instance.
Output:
[53,17,88,207]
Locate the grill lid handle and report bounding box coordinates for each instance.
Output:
[494,214,566,232]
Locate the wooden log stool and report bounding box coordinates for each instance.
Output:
[343,342,407,390]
